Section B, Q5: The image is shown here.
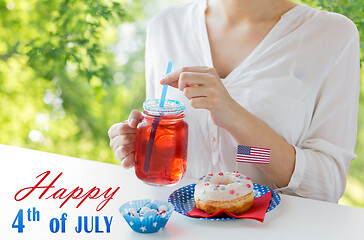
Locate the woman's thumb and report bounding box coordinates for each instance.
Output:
[128,109,143,128]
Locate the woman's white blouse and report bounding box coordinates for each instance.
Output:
[144,0,360,202]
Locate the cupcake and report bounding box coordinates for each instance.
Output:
[119,199,174,233]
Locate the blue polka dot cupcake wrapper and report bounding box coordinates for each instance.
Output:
[119,199,174,233]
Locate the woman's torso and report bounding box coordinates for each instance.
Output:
[145,0,356,189]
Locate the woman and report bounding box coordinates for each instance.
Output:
[108,0,360,202]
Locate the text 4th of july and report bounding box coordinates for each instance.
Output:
[12,208,113,233]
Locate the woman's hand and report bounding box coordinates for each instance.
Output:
[160,66,239,130]
[108,110,143,168]
[161,66,296,187]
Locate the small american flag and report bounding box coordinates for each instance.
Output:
[236,145,270,164]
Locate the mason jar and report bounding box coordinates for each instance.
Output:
[134,99,188,186]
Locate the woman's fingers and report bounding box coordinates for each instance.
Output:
[121,153,135,168]
[110,134,136,151]
[160,66,236,130]
[178,72,216,91]
[108,110,142,139]
[108,109,143,168]
[183,85,211,99]
[108,121,136,139]
[160,66,216,88]
[189,97,210,109]
[114,143,135,167]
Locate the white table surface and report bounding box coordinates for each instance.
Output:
[2,144,364,240]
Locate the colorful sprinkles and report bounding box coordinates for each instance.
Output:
[198,172,254,196]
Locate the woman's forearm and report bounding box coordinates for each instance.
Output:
[160,67,296,187]
[226,99,296,188]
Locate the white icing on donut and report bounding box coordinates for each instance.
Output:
[194,172,253,202]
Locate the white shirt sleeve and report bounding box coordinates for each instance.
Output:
[276,24,360,202]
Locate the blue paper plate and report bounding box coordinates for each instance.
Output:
[168,183,280,221]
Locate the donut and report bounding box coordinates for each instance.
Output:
[194,172,254,215]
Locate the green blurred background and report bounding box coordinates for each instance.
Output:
[0,0,363,207]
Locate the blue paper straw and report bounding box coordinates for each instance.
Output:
[143,61,173,174]
[159,61,173,107]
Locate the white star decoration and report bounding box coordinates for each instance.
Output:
[140,226,146,232]
[153,222,158,227]
[129,221,134,226]
[139,217,144,221]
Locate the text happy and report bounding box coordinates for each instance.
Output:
[14,171,120,211]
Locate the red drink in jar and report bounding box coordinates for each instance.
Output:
[135,99,188,186]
